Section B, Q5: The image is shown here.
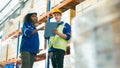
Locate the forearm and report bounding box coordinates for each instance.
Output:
[31,26,45,35]
[31,29,39,35]
[56,32,67,39]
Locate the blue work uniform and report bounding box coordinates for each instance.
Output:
[20,22,39,55]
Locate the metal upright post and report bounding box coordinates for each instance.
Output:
[15,22,20,68]
[46,0,51,68]
[5,44,9,67]
[15,0,24,67]
[16,22,20,60]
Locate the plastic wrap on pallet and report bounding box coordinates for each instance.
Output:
[71,0,120,68]
[71,14,97,68]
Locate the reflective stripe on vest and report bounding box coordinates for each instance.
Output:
[49,23,67,51]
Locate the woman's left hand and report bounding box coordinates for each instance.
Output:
[38,26,45,30]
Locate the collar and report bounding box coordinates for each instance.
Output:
[27,22,36,28]
[58,21,64,25]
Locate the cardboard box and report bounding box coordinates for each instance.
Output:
[34,0,47,16]
[51,0,64,8]
[62,9,75,25]
[76,0,98,15]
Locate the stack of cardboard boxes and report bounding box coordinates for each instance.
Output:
[72,0,120,68]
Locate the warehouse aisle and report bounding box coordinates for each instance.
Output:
[0,0,120,68]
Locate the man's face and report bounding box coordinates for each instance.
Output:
[53,13,61,23]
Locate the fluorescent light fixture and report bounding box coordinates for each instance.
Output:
[0,0,10,11]
[0,0,19,24]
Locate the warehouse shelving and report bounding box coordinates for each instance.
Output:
[38,0,81,22]
[0,0,84,66]
[2,0,81,42]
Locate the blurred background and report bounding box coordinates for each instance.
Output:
[0,0,120,68]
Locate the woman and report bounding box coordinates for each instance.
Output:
[20,10,44,68]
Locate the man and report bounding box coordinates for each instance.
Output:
[48,9,71,68]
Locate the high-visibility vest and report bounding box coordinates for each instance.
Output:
[49,23,68,51]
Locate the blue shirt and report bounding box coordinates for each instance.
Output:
[20,22,39,54]
[48,21,71,52]
[4,63,14,68]
[58,21,71,40]
[4,63,19,68]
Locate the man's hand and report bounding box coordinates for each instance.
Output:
[53,29,59,35]
[53,29,67,39]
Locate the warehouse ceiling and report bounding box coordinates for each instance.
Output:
[0,0,28,31]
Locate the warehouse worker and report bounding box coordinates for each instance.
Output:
[20,9,44,68]
[48,9,71,68]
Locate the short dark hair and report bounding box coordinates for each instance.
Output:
[23,13,37,23]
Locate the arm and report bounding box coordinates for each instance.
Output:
[53,29,67,39]
[53,23,71,40]
[31,26,45,35]
[23,23,45,37]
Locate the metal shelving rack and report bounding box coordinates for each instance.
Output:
[0,0,83,66]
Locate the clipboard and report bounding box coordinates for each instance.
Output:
[44,22,58,38]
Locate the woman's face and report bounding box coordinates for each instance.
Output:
[30,13,38,24]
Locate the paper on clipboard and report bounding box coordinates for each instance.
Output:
[44,22,58,37]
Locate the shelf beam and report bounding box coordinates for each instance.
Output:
[0,46,70,66]
[38,0,81,22]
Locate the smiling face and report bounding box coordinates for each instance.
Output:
[30,13,38,24]
[53,12,62,23]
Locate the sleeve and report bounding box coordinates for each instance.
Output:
[22,23,35,37]
[63,23,71,40]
